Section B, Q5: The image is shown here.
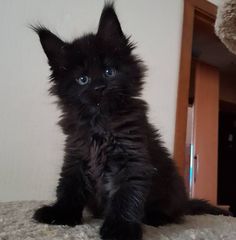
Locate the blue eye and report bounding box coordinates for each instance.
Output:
[76,75,89,85]
[104,67,116,78]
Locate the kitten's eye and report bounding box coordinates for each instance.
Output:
[76,75,89,85]
[104,67,116,78]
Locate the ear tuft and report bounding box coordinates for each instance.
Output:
[97,3,125,43]
[30,24,66,68]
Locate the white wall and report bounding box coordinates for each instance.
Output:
[0,0,184,201]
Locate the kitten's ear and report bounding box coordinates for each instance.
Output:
[32,25,67,69]
[97,3,125,44]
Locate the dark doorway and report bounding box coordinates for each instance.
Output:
[218,108,236,206]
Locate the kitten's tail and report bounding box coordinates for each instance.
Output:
[185,199,232,216]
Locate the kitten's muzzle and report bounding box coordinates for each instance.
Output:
[94,84,106,92]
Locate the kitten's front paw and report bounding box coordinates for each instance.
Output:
[100,218,142,240]
[33,205,82,226]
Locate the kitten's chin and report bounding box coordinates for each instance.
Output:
[87,102,103,115]
[93,101,110,115]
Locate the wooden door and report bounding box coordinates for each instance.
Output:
[193,61,220,204]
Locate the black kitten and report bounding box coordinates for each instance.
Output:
[33,3,230,240]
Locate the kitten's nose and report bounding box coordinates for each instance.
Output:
[94,84,106,92]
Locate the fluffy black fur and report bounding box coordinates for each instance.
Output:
[32,3,230,240]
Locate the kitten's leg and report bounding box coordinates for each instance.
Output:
[143,205,184,227]
[143,174,187,227]
[33,156,89,226]
[100,166,151,240]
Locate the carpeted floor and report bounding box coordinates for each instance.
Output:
[0,201,236,240]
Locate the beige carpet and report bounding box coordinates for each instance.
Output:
[0,201,236,240]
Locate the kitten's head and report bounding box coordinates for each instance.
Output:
[34,3,146,113]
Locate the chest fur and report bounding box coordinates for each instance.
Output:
[87,132,114,179]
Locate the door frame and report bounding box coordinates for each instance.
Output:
[173,0,217,176]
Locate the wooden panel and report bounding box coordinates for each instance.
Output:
[174,0,194,176]
[174,0,217,178]
[190,0,217,18]
[193,62,219,204]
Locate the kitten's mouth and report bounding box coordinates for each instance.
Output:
[95,96,107,111]
[93,90,109,109]
[94,97,103,109]
[95,93,105,107]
